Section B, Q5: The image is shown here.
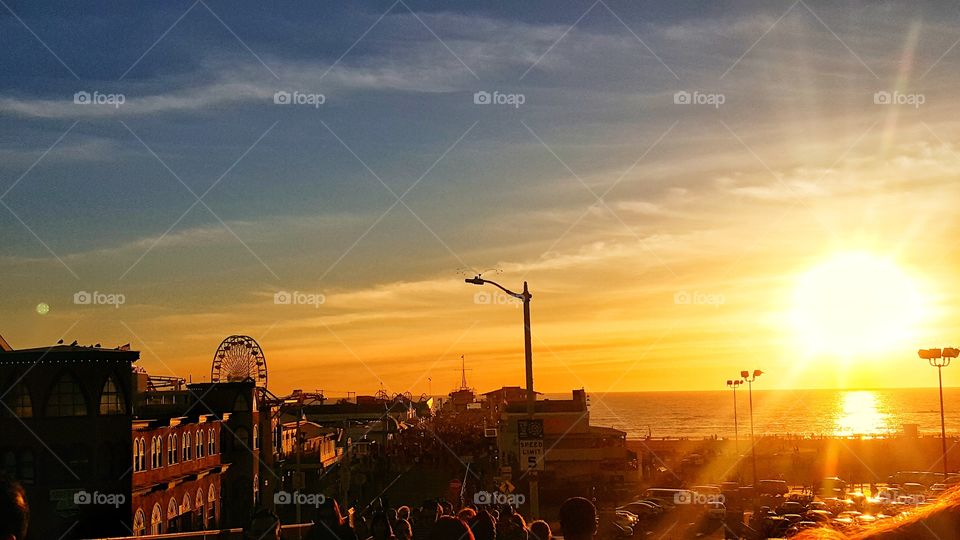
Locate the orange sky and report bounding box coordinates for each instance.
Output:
[3,2,960,397]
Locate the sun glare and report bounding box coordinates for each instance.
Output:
[835,390,890,436]
[790,252,925,355]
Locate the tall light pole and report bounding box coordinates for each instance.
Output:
[466,275,536,515]
[919,347,958,480]
[741,369,762,486]
[727,379,742,481]
[465,276,534,415]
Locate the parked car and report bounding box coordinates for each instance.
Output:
[901,483,925,496]
[644,488,692,507]
[614,510,639,529]
[618,501,663,518]
[706,502,726,520]
[777,501,804,515]
[759,479,789,497]
[786,521,821,536]
[804,510,833,523]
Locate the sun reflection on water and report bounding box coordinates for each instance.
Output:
[835,391,890,436]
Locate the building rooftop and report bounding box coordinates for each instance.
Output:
[0,343,139,363]
[481,386,542,396]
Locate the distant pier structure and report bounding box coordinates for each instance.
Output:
[448,355,476,411]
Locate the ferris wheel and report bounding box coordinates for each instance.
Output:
[210,335,267,387]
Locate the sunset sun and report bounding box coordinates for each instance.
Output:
[790,252,926,355]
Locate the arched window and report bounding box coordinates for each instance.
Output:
[167,497,179,532]
[5,382,32,417]
[196,430,204,458]
[150,437,159,468]
[253,425,260,450]
[99,376,126,415]
[151,503,163,534]
[208,428,215,455]
[181,494,191,531]
[139,438,146,471]
[207,486,216,528]
[133,508,146,536]
[183,432,191,461]
[133,438,142,472]
[172,434,179,464]
[46,373,87,416]
[168,434,176,464]
[196,488,205,531]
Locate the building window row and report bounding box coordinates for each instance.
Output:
[139,485,217,536]
[2,374,126,418]
[138,485,217,536]
[134,428,217,472]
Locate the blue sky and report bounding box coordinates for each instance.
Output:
[3,1,960,394]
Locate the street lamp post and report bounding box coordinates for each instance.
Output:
[919,347,958,480]
[466,276,534,415]
[727,379,742,481]
[741,369,762,486]
[466,275,536,515]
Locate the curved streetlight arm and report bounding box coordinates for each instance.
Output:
[465,277,530,300]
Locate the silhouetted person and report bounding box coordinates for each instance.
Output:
[368,511,396,540]
[528,520,552,540]
[310,498,358,540]
[413,502,441,540]
[430,516,475,540]
[244,507,281,540]
[0,475,28,540]
[558,497,596,540]
[468,510,496,540]
[502,514,527,540]
[395,519,413,540]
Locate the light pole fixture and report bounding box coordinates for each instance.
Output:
[741,369,763,486]
[919,347,958,480]
[726,379,742,456]
[465,276,535,416]
[466,275,538,517]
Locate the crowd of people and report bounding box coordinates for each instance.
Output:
[5,472,960,539]
[244,495,598,540]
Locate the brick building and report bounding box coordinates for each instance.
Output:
[130,414,229,535]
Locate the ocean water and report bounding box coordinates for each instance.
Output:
[570,388,960,439]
